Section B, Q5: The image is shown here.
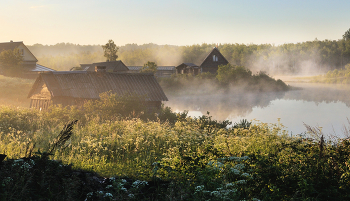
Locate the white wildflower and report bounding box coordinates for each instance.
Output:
[235,180,247,185]
[230,168,240,175]
[104,193,113,198]
[225,183,235,188]
[234,163,245,170]
[241,172,250,177]
[195,185,205,192]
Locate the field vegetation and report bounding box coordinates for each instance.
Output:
[311,63,350,84]
[1,94,350,200]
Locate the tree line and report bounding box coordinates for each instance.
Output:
[26,29,350,74]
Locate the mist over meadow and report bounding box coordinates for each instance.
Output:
[28,38,350,76]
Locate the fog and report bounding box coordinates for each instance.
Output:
[164,80,350,138]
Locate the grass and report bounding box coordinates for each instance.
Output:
[0,75,34,107]
[1,76,350,200]
[1,104,350,200]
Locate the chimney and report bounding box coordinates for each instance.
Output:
[95,66,107,72]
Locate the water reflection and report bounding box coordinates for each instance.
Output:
[166,91,286,121]
[165,83,350,138]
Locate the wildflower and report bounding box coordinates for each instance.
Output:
[230,168,240,175]
[195,185,205,192]
[225,183,235,188]
[234,163,245,170]
[132,180,148,188]
[104,193,113,198]
[241,172,250,177]
[235,180,247,185]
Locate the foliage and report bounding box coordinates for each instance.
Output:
[141,61,157,74]
[28,37,350,74]
[102,40,119,62]
[311,63,350,84]
[216,64,289,91]
[344,28,350,41]
[0,48,24,76]
[1,104,350,199]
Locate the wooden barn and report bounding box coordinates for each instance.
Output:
[175,47,229,75]
[175,63,199,75]
[127,66,176,77]
[199,47,229,74]
[79,60,129,72]
[27,71,168,110]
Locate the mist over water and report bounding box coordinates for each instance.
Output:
[165,81,350,139]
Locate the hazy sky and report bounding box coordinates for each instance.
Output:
[1,0,349,46]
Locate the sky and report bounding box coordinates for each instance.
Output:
[1,0,349,46]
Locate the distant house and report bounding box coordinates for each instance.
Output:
[199,47,229,73]
[27,70,168,110]
[79,61,128,72]
[0,41,55,77]
[128,66,176,77]
[176,47,229,75]
[175,63,199,75]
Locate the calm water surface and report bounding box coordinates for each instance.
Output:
[165,82,350,138]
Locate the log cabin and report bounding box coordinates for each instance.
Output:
[27,70,168,110]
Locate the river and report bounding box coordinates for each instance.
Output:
[165,81,350,139]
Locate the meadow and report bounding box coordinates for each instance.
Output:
[1,98,350,200]
[1,75,350,200]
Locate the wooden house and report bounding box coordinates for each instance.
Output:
[127,66,176,77]
[80,61,128,72]
[27,71,168,110]
[199,47,229,74]
[175,47,229,75]
[175,63,199,75]
[0,41,55,78]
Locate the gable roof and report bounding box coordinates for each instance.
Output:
[84,61,128,72]
[0,41,38,62]
[199,47,229,67]
[28,71,168,101]
[176,63,199,68]
[128,66,175,71]
[31,64,56,72]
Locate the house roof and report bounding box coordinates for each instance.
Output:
[0,41,22,51]
[0,41,38,62]
[199,47,229,67]
[28,71,168,101]
[128,66,175,71]
[84,61,128,72]
[176,63,198,68]
[31,64,56,72]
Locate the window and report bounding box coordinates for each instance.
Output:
[213,55,218,62]
[21,49,24,56]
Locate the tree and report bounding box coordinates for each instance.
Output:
[141,61,157,74]
[102,40,119,61]
[343,28,350,41]
[0,48,23,76]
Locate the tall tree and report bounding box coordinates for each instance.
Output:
[343,28,350,41]
[102,40,119,61]
[141,61,157,74]
[0,48,23,76]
